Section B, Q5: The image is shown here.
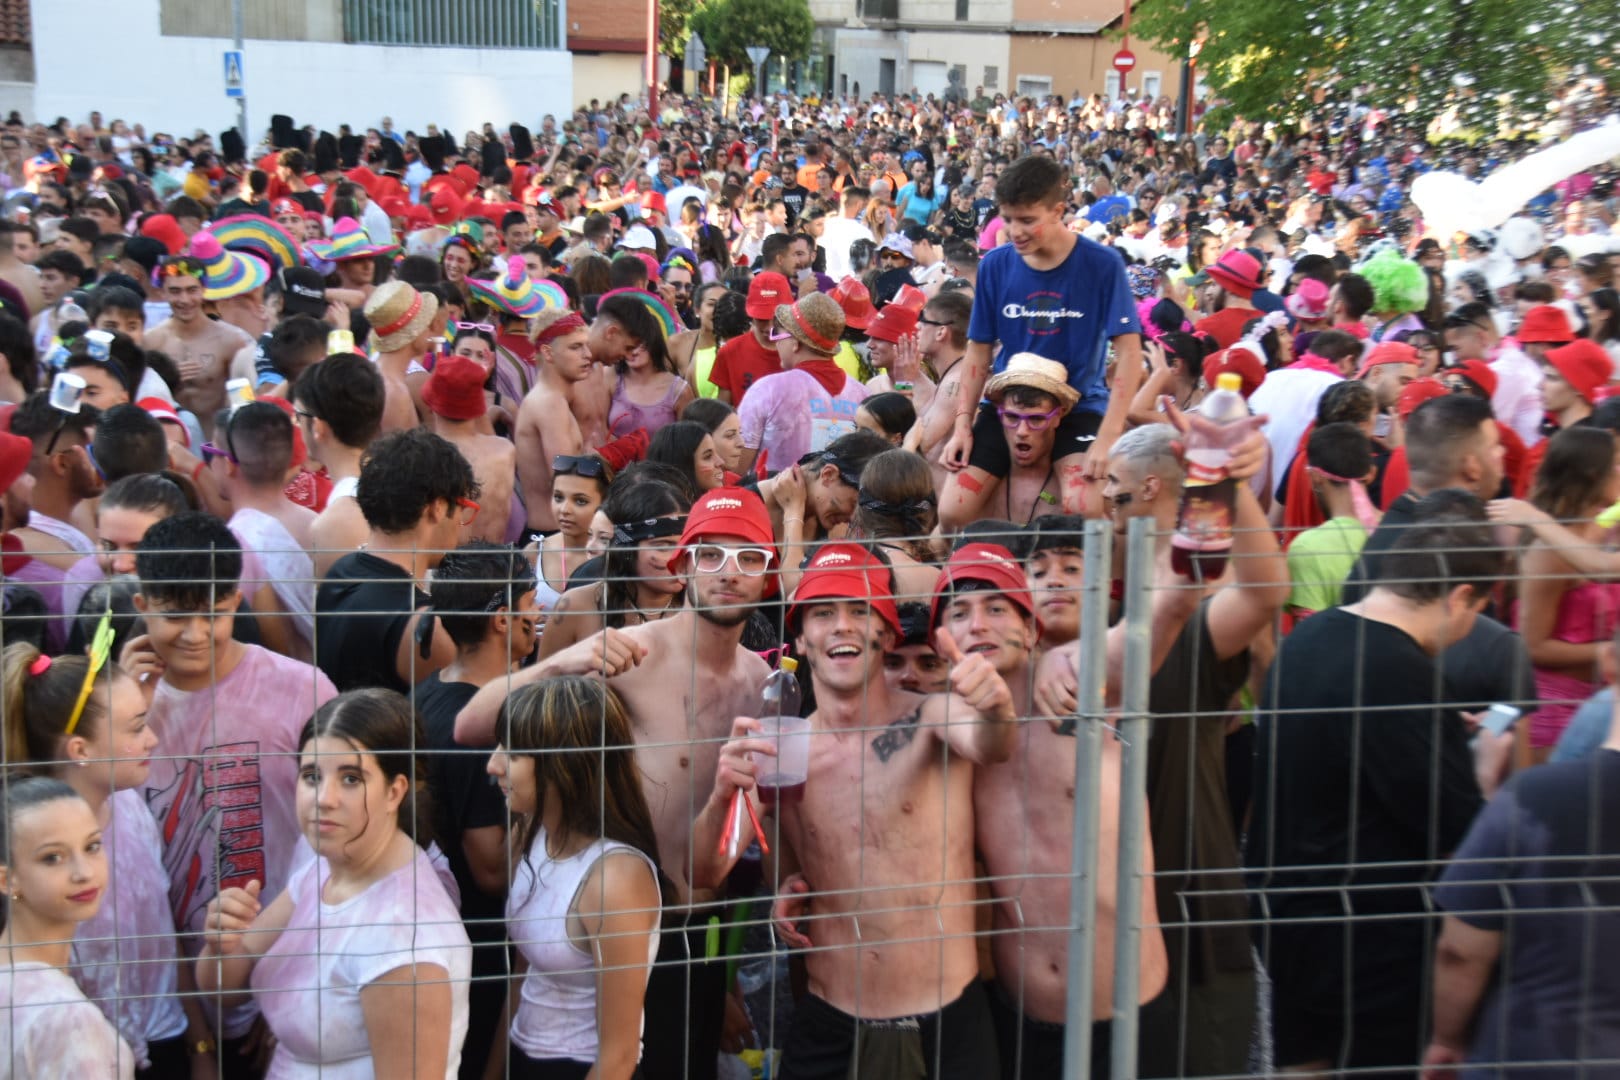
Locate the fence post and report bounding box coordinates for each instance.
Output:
[1062,519,1113,1076]
[1110,515,1156,1079]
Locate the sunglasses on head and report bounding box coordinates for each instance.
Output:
[157,256,204,279]
[553,454,606,478]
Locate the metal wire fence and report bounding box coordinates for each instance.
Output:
[1,514,1617,1078]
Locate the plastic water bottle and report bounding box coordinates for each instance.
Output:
[1171,372,1250,582]
[753,658,806,806]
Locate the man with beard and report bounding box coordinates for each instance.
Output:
[1356,341,1420,441]
[456,487,780,1080]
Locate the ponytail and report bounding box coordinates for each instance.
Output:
[0,643,117,768]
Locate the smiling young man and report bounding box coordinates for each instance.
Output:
[515,312,597,536]
[706,542,1018,1080]
[940,155,1143,516]
[145,255,253,441]
[131,511,338,1065]
[940,354,1072,529]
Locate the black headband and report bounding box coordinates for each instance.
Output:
[613,515,687,546]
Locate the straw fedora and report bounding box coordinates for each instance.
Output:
[363,281,439,353]
[773,293,846,356]
[983,353,1080,410]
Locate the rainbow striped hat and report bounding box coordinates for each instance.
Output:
[306,216,399,262]
[599,287,681,340]
[467,255,567,319]
[208,214,303,274]
[184,231,269,301]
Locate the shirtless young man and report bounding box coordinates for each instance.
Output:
[455,487,779,1080]
[292,352,385,577]
[707,542,1018,1080]
[515,312,593,536]
[362,280,436,434]
[423,355,516,544]
[145,257,253,439]
[932,543,1172,1080]
[904,290,971,491]
[940,355,1073,530]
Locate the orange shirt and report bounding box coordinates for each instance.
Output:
[796,163,822,192]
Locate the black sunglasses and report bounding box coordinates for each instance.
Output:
[553,454,606,478]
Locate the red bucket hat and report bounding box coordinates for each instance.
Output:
[746,272,792,319]
[1517,304,1575,345]
[1546,338,1615,404]
[929,543,1039,632]
[788,542,901,637]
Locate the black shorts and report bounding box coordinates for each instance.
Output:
[640,911,729,1080]
[967,402,1102,478]
[779,981,999,1080]
[986,980,1179,1080]
[504,1050,644,1080]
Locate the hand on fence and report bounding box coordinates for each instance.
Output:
[772,873,814,949]
[1032,645,1080,722]
[206,879,262,957]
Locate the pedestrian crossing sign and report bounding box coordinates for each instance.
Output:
[224,50,244,98]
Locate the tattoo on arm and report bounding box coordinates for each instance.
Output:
[871,708,922,762]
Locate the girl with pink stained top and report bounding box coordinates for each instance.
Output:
[197,689,471,1079]
[0,775,136,1078]
[0,641,212,1077]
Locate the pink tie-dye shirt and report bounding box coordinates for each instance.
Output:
[141,644,338,1037]
[0,962,135,1078]
[70,790,188,1069]
[250,847,472,1079]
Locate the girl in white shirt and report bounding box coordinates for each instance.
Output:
[487,676,663,1080]
[199,688,472,1079]
[0,642,212,1076]
[0,775,135,1079]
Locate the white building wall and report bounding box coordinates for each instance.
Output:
[31,0,573,139]
[901,31,1008,97]
[828,27,1009,101]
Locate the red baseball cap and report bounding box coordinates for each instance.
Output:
[1355,341,1420,380]
[1396,376,1448,420]
[270,197,302,217]
[0,431,30,491]
[137,396,190,448]
[640,191,667,215]
[1517,304,1575,345]
[929,543,1039,632]
[788,542,901,637]
[747,272,792,320]
[1449,359,1498,398]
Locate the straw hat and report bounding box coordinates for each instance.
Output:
[773,293,846,356]
[363,281,439,352]
[983,353,1080,409]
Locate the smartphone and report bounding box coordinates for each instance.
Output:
[1479,703,1521,737]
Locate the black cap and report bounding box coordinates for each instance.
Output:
[276,266,327,318]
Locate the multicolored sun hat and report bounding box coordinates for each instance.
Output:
[598,287,681,340]
[466,255,567,318]
[207,214,304,274]
[306,216,399,262]
[184,231,270,301]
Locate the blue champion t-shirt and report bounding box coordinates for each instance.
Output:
[967,235,1140,414]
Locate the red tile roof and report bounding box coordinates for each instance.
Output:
[0,0,28,47]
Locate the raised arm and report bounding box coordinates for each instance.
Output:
[196,880,295,1005]
[939,340,994,470]
[453,628,649,745]
[928,630,1017,764]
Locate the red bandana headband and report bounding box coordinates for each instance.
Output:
[537,311,586,345]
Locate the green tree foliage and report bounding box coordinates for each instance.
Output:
[659,0,699,55]
[1131,0,1615,129]
[688,0,814,73]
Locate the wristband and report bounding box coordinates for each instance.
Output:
[894,380,914,393]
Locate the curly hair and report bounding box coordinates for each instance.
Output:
[355,429,479,535]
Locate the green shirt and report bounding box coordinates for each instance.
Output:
[1286,516,1368,615]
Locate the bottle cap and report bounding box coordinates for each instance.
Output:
[778,657,798,674]
[1215,372,1243,393]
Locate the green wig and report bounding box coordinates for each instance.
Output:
[1361,248,1428,315]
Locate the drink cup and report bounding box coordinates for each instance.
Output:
[753,714,810,805]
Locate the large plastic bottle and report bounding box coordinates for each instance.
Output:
[1171,372,1251,582]
[754,658,806,806]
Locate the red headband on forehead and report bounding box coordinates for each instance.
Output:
[536,311,586,344]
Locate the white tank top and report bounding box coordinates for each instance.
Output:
[507,830,661,1063]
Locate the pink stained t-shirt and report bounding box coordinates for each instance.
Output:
[140,644,338,1037]
[737,367,869,471]
[0,962,136,1078]
[251,848,472,1079]
[70,789,188,1069]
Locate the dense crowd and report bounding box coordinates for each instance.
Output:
[0,84,1612,1079]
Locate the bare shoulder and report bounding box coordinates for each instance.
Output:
[869,691,930,762]
[552,582,600,614]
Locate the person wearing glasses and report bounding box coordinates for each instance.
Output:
[457,487,780,1080]
[314,428,476,694]
[939,355,1073,528]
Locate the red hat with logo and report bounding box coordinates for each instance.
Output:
[865,302,919,344]
[671,486,779,593]
[930,543,1039,631]
[788,542,901,637]
[1546,338,1615,404]
[746,272,792,319]
[1517,304,1576,345]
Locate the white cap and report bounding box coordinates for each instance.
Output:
[619,225,658,251]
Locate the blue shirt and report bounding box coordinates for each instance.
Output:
[1086,195,1133,223]
[967,236,1140,414]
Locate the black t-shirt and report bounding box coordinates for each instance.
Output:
[214,197,271,220]
[1250,607,1483,907]
[416,671,507,927]
[1146,599,1255,985]
[314,551,428,693]
[779,184,809,224]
